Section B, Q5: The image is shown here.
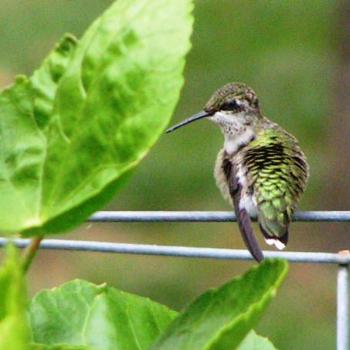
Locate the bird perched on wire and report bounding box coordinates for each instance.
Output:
[166,82,309,262]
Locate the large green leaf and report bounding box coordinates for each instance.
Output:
[0,0,193,236]
[29,279,177,350]
[0,245,30,350]
[237,331,278,350]
[150,259,288,350]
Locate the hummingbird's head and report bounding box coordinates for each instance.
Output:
[166,82,261,134]
[204,82,259,115]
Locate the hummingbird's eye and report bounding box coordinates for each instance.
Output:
[221,99,240,111]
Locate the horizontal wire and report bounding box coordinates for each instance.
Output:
[89,211,350,222]
[1,211,349,263]
[0,238,349,265]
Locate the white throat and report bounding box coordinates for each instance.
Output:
[224,127,254,154]
[210,111,255,154]
[224,128,255,154]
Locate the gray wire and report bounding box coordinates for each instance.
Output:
[89,211,350,222]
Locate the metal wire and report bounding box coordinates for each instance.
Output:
[0,210,349,349]
[0,238,350,265]
[337,265,349,350]
[89,210,350,222]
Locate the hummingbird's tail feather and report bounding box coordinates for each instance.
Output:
[259,220,289,251]
[236,208,264,262]
[265,237,286,250]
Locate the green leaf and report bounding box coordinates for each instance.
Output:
[29,279,177,350]
[0,0,193,235]
[237,331,278,350]
[0,244,30,350]
[150,259,288,350]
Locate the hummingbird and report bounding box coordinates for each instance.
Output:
[166,82,309,262]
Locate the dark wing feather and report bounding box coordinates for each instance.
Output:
[223,159,264,263]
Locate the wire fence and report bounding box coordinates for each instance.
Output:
[0,210,349,350]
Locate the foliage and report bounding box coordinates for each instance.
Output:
[0,0,193,236]
[0,247,286,350]
[28,260,287,350]
[150,259,287,350]
[0,245,30,350]
[29,280,176,349]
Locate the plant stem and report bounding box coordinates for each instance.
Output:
[22,236,44,273]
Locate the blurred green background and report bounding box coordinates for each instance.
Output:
[0,0,348,349]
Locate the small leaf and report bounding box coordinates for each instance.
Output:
[150,259,288,350]
[29,279,177,350]
[238,331,278,350]
[0,244,30,350]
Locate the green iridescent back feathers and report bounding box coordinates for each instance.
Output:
[241,126,309,242]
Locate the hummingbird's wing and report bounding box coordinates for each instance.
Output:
[243,128,309,250]
[223,159,264,262]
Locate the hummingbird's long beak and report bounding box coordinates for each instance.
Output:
[166,111,210,133]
